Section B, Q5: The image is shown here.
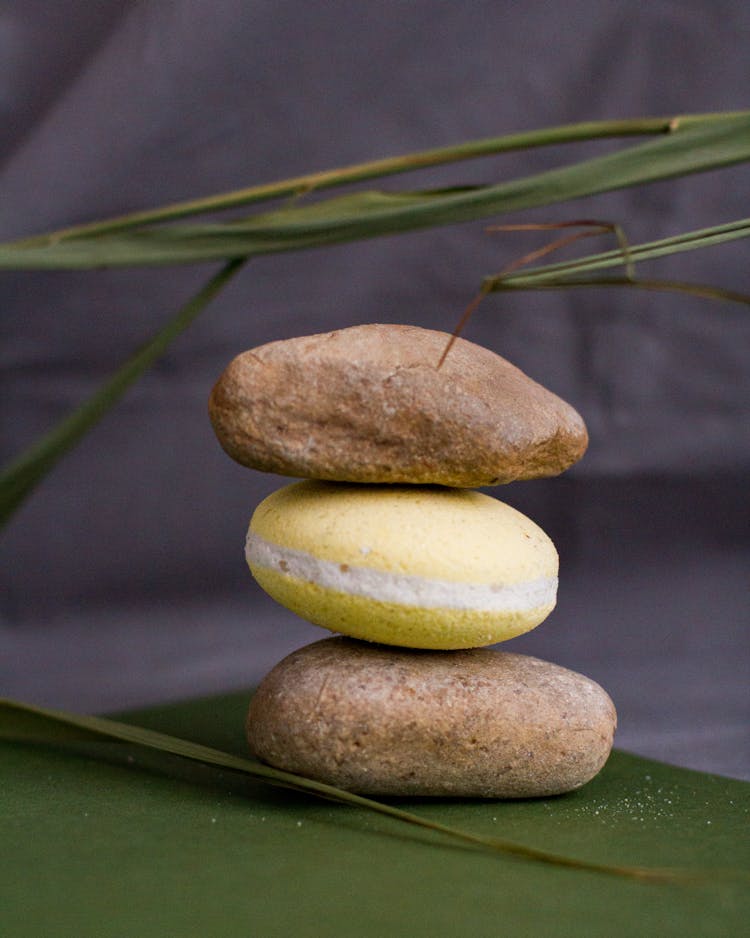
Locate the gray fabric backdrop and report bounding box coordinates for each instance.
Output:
[1,1,748,778]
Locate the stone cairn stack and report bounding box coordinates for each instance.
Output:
[209,324,616,798]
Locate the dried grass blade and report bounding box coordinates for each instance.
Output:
[442,220,637,361]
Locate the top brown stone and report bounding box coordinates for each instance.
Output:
[208,323,588,487]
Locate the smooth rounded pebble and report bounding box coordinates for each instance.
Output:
[209,323,588,487]
[246,480,558,649]
[247,638,617,798]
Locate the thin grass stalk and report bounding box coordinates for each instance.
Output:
[492,277,750,306]
[442,219,749,361]
[483,218,750,289]
[0,259,245,525]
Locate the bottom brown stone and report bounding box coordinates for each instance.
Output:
[247,637,617,798]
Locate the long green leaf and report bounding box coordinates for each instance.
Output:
[0,259,245,525]
[0,696,705,883]
[2,116,749,270]
[13,111,747,247]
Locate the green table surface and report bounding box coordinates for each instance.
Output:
[2,689,748,938]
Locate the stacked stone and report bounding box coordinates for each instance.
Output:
[209,324,616,798]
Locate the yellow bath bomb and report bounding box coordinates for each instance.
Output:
[246,481,558,649]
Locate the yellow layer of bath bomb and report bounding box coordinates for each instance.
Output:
[246,481,558,650]
[249,481,556,584]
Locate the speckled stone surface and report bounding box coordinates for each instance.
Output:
[246,637,617,797]
[209,324,588,487]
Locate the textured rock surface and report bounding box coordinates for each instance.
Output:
[209,323,588,486]
[247,637,617,798]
